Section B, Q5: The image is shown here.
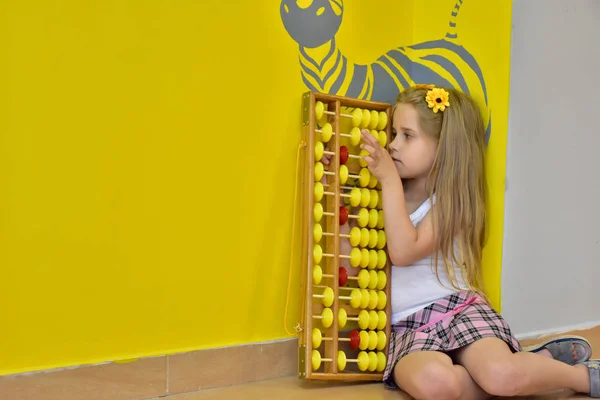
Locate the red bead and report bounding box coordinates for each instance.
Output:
[349,330,360,350]
[339,206,348,225]
[340,146,349,165]
[339,267,348,286]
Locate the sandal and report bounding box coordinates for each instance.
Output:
[521,335,592,365]
[582,359,600,398]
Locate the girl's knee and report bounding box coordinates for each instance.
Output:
[474,358,526,397]
[395,360,462,400]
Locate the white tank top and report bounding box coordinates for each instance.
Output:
[391,197,468,324]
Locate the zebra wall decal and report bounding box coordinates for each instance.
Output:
[280,0,492,143]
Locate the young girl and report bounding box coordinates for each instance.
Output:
[357,85,599,399]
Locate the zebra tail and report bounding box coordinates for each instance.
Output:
[445,0,463,41]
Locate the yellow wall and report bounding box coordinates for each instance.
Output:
[0,0,511,375]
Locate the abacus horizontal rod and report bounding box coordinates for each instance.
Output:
[314,284,353,291]
[322,109,353,118]
[319,231,351,239]
[323,183,354,190]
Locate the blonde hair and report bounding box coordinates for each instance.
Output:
[396,86,488,296]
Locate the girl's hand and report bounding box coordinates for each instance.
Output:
[360,130,396,184]
[319,151,333,184]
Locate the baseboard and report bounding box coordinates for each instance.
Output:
[514,320,600,341]
[2,323,599,400]
[0,337,300,400]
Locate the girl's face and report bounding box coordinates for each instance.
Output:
[388,103,438,180]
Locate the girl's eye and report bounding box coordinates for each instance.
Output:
[404,132,412,139]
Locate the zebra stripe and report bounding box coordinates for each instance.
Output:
[295,0,491,141]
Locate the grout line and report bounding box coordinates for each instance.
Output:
[166,355,170,396]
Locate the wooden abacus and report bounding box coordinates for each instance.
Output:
[297,91,393,381]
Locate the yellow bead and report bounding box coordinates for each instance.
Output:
[359,168,370,187]
[357,269,370,289]
[313,244,323,264]
[377,332,387,351]
[377,209,385,229]
[320,123,333,142]
[378,130,387,147]
[368,351,378,371]
[315,101,324,120]
[377,291,387,310]
[338,308,347,328]
[312,265,323,285]
[368,290,378,309]
[322,308,333,328]
[312,328,322,348]
[352,108,362,127]
[337,350,347,371]
[315,141,324,160]
[339,164,348,185]
[368,270,378,290]
[357,351,370,371]
[360,289,369,308]
[314,182,324,202]
[369,190,379,208]
[360,188,371,208]
[359,149,369,168]
[349,227,361,247]
[368,310,379,330]
[361,109,371,129]
[377,352,386,372]
[314,161,324,182]
[322,287,334,307]
[377,230,386,249]
[377,250,387,269]
[369,111,379,130]
[350,289,362,309]
[377,271,387,290]
[350,247,362,267]
[350,188,361,207]
[377,310,387,330]
[368,209,379,228]
[368,175,378,189]
[368,229,378,248]
[358,310,370,330]
[350,126,361,146]
[359,330,369,350]
[313,223,322,242]
[360,248,370,268]
[360,228,370,247]
[357,208,369,227]
[368,330,378,350]
[368,250,378,270]
[313,203,323,222]
[377,111,388,130]
[311,350,321,370]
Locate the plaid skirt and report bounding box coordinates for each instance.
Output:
[383,291,522,389]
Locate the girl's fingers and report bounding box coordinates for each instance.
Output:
[362,156,375,165]
[361,130,379,147]
[360,143,377,156]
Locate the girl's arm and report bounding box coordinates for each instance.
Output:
[360,130,435,266]
[380,175,435,266]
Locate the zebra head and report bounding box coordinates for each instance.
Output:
[280,0,343,49]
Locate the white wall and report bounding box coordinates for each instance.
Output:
[501,0,600,337]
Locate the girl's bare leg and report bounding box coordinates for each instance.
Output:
[454,337,591,397]
[392,350,492,400]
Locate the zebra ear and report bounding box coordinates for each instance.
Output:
[330,0,343,16]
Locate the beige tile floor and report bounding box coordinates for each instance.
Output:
[155,327,600,400]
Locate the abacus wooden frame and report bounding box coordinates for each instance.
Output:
[297,91,393,381]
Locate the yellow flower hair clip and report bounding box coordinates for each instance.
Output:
[425,87,450,113]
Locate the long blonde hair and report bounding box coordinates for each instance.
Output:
[396,86,488,296]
